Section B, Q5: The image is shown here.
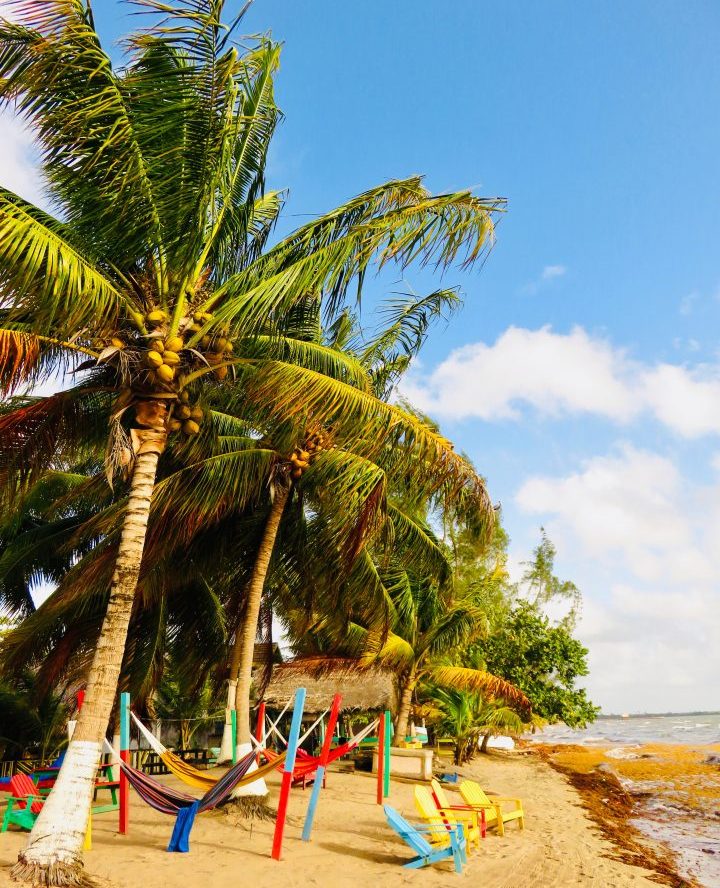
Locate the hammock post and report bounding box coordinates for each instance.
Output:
[230,709,237,764]
[255,702,266,762]
[119,691,130,835]
[271,687,306,861]
[301,693,342,842]
[383,710,392,798]
[376,711,385,805]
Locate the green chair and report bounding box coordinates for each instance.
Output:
[2,774,44,832]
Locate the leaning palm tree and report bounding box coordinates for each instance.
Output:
[0,2,504,879]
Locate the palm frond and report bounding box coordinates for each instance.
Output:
[427,665,531,714]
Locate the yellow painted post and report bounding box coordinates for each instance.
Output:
[83,813,92,851]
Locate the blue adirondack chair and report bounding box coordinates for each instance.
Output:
[383,804,466,874]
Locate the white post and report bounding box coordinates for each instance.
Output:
[218,680,237,763]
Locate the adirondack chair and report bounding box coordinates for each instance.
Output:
[414,784,483,850]
[458,779,525,837]
[1,774,44,832]
[383,804,466,874]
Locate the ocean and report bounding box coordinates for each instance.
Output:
[529,714,720,887]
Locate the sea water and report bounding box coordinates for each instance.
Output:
[528,714,720,887]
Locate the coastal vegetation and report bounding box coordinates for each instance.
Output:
[0,1,595,885]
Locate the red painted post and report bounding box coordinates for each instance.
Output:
[76,690,85,712]
[376,712,385,805]
[271,687,306,861]
[255,702,266,763]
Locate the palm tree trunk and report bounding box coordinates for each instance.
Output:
[480,731,492,754]
[393,666,416,744]
[218,481,289,797]
[12,425,166,887]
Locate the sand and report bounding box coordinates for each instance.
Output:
[0,752,667,888]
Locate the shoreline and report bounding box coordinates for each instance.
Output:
[535,742,720,888]
[0,749,668,887]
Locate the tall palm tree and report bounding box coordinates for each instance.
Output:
[0,3,503,877]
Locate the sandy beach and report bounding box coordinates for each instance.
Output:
[0,752,670,888]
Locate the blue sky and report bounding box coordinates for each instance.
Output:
[3,0,720,713]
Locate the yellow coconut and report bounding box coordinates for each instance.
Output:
[153,339,165,352]
[168,419,182,433]
[291,468,303,480]
[162,350,180,366]
[189,406,203,421]
[223,340,234,353]
[215,337,229,352]
[156,363,175,382]
[175,404,192,420]
[110,337,125,349]
[146,350,164,368]
[200,336,211,348]
[299,450,310,461]
[213,365,228,381]
[147,309,168,324]
[179,390,190,403]
[164,337,184,352]
[183,420,200,435]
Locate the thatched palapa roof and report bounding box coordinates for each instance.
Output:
[261,657,397,714]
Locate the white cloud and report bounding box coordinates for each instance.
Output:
[541,264,566,280]
[514,445,720,712]
[404,324,720,438]
[521,264,567,295]
[0,109,45,206]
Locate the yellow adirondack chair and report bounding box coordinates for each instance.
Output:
[458,779,524,837]
[414,785,482,851]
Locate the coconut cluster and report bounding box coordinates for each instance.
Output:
[289,431,326,480]
[168,390,204,437]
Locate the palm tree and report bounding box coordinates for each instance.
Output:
[0,3,503,876]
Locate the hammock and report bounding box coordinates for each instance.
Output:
[131,711,376,790]
[115,749,287,852]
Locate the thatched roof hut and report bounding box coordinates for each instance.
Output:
[261,656,397,714]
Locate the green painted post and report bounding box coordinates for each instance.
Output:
[230,709,237,764]
[383,710,391,797]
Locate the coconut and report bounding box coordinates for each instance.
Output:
[295,459,309,469]
[213,365,228,381]
[157,363,175,382]
[299,450,310,461]
[180,390,190,403]
[189,406,203,421]
[215,337,229,352]
[153,340,165,352]
[110,337,125,349]
[291,468,303,480]
[168,419,182,432]
[183,420,200,435]
[147,309,168,324]
[200,335,211,348]
[223,341,234,353]
[164,337,184,352]
[162,350,180,366]
[176,404,192,420]
[146,350,164,368]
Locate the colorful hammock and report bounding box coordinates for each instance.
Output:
[131,711,376,791]
[115,749,287,852]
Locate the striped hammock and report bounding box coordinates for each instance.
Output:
[131,711,376,790]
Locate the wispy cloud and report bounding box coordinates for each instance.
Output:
[521,264,567,295]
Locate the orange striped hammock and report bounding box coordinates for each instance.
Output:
[131,712,377,791]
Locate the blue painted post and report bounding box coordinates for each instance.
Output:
[271,687,306,860]
[301,693,342,842]
[119,692,130,834]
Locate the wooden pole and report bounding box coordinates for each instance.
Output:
[301,693,342,842]
[255,701,266,763]
[230,709,237,764]
[271,687,306,860]
[383,710,392,798]
[376,711,385,805]
[119,692,130,835]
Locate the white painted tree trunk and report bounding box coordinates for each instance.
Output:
[229,742,267,799]
[218,679,237,764]
[12,423,166,886]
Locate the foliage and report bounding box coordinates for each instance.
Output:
[0,672,70,761]
[478,601,600,728]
